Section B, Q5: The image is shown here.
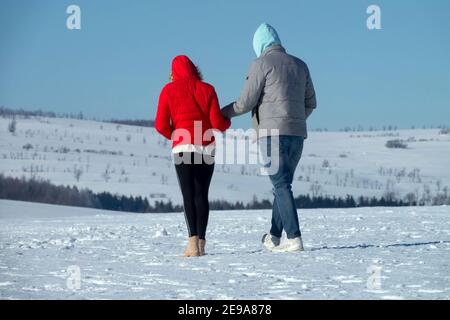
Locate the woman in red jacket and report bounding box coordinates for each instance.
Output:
[155,55,230,257]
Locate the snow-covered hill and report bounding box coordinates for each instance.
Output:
[1,116,449,205]
[0,200,449,299]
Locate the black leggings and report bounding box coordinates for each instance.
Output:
[174,152,214,240]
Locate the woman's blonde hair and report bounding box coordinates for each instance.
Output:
[195,65,203,80]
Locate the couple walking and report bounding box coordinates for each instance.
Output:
[155,23,317,257]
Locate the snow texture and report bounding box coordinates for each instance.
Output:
[1,116,449,205]
[1,200,449,299]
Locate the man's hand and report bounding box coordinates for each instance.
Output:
[221,102,237,119]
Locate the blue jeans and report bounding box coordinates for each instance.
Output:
[260,135,304,239]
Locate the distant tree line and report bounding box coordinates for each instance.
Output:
[207,195,410,210]
[0,106,86,120]
[335,124,449,132]
[108,119,155,128]
[0,106,155,128]
[0,106,58,118]
[0,174,178,213]
[5,106,448,132]
[3,175,445,214]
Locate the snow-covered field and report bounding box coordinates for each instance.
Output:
[1,200,449,300]
[1,116,449,204]
[1,116,449,299]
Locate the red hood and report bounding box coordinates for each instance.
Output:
[171,55,199,81]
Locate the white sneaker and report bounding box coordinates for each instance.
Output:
[271,237,304,253]
[262,233,280,250]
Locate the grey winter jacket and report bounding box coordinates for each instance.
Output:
[221,45,317,138]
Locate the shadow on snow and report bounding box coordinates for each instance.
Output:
[310,240,450,251]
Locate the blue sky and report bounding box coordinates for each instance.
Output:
[1,0,449,130]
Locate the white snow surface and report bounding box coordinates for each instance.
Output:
[1,116,450,205]
[1,200,449,300]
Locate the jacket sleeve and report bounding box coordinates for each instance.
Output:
[155,87,173,140]
[209,88,231,132]
[305,66,317,119]
[221,61,265,118]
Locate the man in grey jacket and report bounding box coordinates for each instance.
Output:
[221,23,317,252]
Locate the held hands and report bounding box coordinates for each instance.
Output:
[221,102,236,119]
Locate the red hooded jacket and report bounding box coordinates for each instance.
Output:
[155,56,230,148]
